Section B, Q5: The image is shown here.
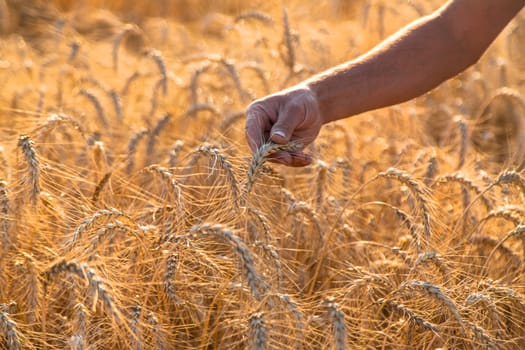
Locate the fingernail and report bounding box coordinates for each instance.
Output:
[272,130,286,139]
[271,131,287,144]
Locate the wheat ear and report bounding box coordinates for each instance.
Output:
[70,303,88,350]
[32,113,85,140]
[464,293,501,337]
[18,134,40,205]
[146,49,167,96]
[147,312,169,350]
[240,62,270,94]
[146,112,172,157]
[0,179,9,248]
[287,201,324,244]
[143,165,183,204]
[168,140,185,168]
[44,259,121,322]
[163,252,182,305]
[112,24,139,72]
[433,173,492,211]
[79,89,108,128]
[281,7,295,73]
[248,312,267,350]
[189,63,212,105]
[410,251,450,282]
[121,71,141,96]
[470,234,521,267]
[69,208,130,247]
[126,129,149,175]
[109,89,123,122]
[190,223,266,300]
[324,297,347,350]
[195,144,239,209]
[92,172,111,204]
[484,225,525,269]
[456,117,468,170]
[315,160,329,210]
[0,304,21,350]
[234,11,274,24]
[379,298,439,333]
[400,280,465,335]
[243,142,302,199]
[129,305,142,350]
[220,111,245,133]
[376,168,432,241]
[475,87,525,120]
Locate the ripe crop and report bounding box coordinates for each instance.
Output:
[0,0,524,349]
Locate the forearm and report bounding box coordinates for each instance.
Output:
[307,0,524,124]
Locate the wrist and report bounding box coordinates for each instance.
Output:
[305,74,339,125]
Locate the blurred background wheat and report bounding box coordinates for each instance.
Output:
[0,0,525,349]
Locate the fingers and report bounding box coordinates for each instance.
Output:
[245,103,272,152]
[269,102,303,145]
[270,151,313,167]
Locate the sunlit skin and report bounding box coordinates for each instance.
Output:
[245,0,525,167]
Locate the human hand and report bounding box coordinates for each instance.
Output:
[245,84,323,167]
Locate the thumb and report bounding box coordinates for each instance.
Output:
[269,112,302,145]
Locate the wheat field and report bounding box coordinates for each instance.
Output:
[1,0,525,349]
